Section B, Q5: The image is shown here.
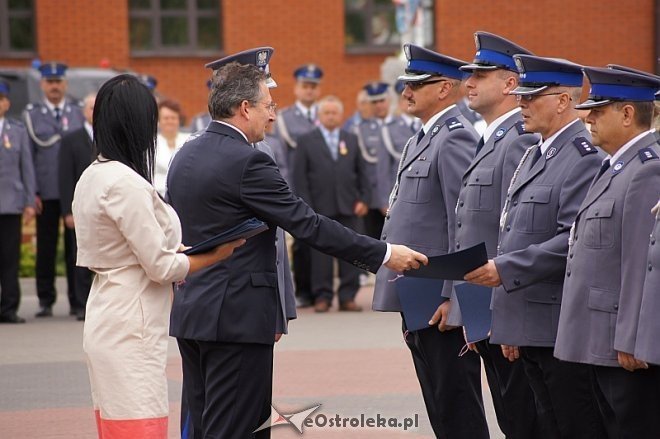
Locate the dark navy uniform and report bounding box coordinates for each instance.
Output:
[0,80,36,323]
[23,63,85,316]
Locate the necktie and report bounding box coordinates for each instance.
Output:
[475,136,485,157]
[307,108,313,122]
[596,160,611,180]
[416,129,425,145]
[530,146,542,167]
[54,107,61,122]
[328,132,338,160]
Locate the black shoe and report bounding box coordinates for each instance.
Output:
[0,314,26,324]
[75,310,86,321]
[35,306,53,317]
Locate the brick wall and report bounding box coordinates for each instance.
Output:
[2,0,657,123]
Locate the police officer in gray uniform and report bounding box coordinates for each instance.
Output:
[353,81,390,236]
[635,199,660,369]
[554,67,660,438]
[465,55,606,438]
[275,64,323,308]
[23,63,85,317]
[373,44,488,439]
[453,32,540,439]
[0,80,35,324]
[374,80,420,210]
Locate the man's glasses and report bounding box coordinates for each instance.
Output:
[516,92,565,102]
[255,101,278,113]
[406,79,447,91]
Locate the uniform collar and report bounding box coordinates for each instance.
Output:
[606,129,655,166]
[44,98,65,113]
[483,107,520,143]
[422,104,457,134]
[295,101,316,119]
[539,118,580,155]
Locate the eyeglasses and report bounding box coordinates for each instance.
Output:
[255,101,278,113]
[516,92,565,102]
[406,79,447,91]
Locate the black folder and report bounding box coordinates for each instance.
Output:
[404,242,488,280]
[183,218,269,255]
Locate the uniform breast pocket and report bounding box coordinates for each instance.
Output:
[465,167,495,212]
[400,161,432,204]
[587,287,618,359]
[514,185,553,234]
[582,199,615,249]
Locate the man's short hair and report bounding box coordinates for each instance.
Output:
[209,62,266,120]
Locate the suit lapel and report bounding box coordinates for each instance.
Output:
[315,128,335,161]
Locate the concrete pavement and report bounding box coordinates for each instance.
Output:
[0,277,504,438]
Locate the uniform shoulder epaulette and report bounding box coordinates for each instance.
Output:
[445,117,464,132]
[6,117,24,127]
[25,102,37,112]
[639,147,659,163]
[514,120,528,135]
[572,137,598,156]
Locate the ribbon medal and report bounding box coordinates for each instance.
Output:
[339,140,348,156]
[3,134,10,149]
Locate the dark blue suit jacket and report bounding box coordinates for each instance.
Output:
[167,122,387,345]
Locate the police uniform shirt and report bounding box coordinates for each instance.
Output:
[0,117,36,214]
[354,117,383,209]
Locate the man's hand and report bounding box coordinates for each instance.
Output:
[429,300,457,332]
[35,196,43,215]
[464,260,502,287]
[275,333,283,343]
[354,201,368,217]
[617,351,648,372]
[501,345,520,362]
[23,206,36,225]
[63,214,75,229]
[385,244,428,272]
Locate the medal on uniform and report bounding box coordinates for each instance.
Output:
[62,116,69,131]
[339,140,347,156]
[3,134,10,149]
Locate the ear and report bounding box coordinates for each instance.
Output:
[620,104,635,128]
[238,100,251,120]
[502,74,517,96]
[437,80,454,100]
[556,91,572,114]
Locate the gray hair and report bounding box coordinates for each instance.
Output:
[208,62,266,119]
[318,95,344,114]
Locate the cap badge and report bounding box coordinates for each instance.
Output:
[256,51,268,67]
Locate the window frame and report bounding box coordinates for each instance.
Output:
[129,0,222,58]
[0,0,37,58]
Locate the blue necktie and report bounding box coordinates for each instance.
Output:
[416,129,425,145]
[54,107,61,122]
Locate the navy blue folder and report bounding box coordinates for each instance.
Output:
[454,282,492,343]
[395,276,447,332]
[183,218,269,255]
[404,242,488,280]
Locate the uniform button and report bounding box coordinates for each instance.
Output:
[514,279,521,286]
[456,244,461,249]
[382,234,387,240]
[530,196,534,200]
[594,212,599,217]
[551,295,557,301]
[614,304,619,310]
[457,222,462,228]
[649,264,653,272]
[459,201,464,207]
[652,238,656,245]
[569,253,573,259]
[475,178,480,182]
[276,259,280,265]
[566,270,571,277]
[463,181,467,187]
[506,225,511,231]
[513,200,518,206]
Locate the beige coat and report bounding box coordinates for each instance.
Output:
[73,159,189,424]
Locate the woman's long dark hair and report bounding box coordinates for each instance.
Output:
[93,74,157,183]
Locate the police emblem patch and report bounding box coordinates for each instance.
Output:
[613,161,624,172]
[495,128,506,138]
[256,51,268,67]
[546,147,557,159]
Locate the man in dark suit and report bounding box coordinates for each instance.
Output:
[294,95,370,312]
[58,93,96,321]
[465,55,605,438]
[0,79,35,324]
[167,48,426,438]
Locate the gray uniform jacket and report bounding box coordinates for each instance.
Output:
[353,118,382,209]
[635,199,660,365]
[274,105,316,176]
[375,115,418,210]
[23,100,84,200]
[448,112,539,326]
[373,105,477,311]
[254,141,297,334]
[189,112,211,133]
[554,134,660,366]
[490,120,602,347]
[0,118,36,214]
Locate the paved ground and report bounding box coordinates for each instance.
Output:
[0,277,504,438]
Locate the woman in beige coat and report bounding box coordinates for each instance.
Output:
[72,74,243,439]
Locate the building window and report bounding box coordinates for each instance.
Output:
[0,0,36,57]
[129,0,222,56]
[345,0,435,53]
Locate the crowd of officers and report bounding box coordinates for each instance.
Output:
[1,29,660,438]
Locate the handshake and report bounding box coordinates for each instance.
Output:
[384,244,429,272]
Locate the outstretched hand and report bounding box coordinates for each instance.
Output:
[385,244,428,272]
